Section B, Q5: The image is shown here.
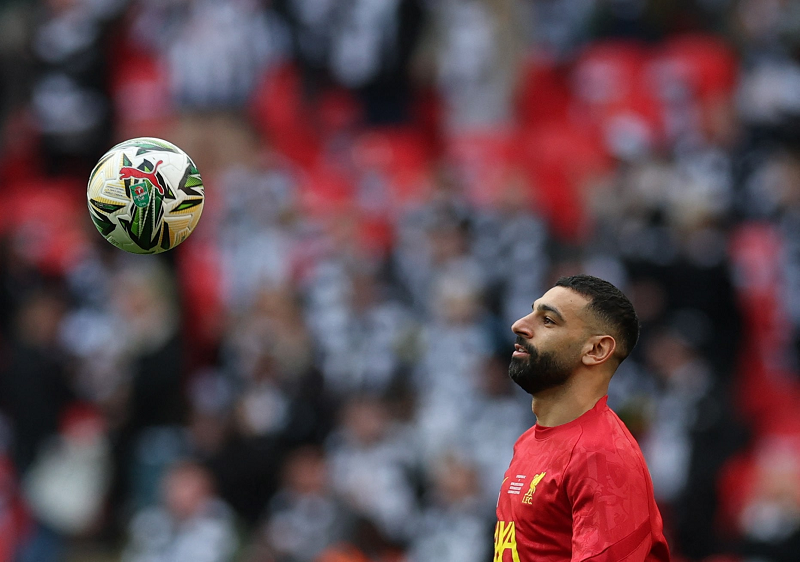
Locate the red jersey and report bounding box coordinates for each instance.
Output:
[495,396,670,562]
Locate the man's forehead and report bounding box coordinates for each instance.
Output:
[535,286,590,319]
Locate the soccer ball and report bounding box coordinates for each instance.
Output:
[87,137,205,254]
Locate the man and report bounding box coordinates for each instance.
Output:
[495,274,671,561]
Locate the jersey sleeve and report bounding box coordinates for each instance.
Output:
[565,444,656,562]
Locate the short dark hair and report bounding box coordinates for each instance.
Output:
[554,274,639,362]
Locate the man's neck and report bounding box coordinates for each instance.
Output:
[531,378,608,427]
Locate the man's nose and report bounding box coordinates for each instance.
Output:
[512,315,533,338]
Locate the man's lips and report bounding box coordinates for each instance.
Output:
[513,343,530,358]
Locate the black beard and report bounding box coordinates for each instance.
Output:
[508,337,575,395]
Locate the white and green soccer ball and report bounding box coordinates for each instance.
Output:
[87,137,205,254]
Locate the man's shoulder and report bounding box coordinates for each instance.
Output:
[563,407,653,502]
[572,404,646,465]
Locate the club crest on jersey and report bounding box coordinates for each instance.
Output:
[120,159,166,207]
[522,472,546,504]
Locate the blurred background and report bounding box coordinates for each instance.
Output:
[0,0,800,561]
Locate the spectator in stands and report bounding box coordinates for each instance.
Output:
[305,258,417,396]
[132,0,289,112]
[735,436,800,562]
[278,0,424,124]
[122,460,238,562]
[246,446,355,562]
[408,453,492,562]
[328,0,424,124]
[30,0,122,173]
[1,290,72,476]
[326,395,418,543]
[427,0,525,133]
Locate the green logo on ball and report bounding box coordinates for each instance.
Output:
[131,182,150,208]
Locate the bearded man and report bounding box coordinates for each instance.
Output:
[495,274,671,562]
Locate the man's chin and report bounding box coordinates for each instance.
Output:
[510,378,558,396]
[509,356,528,370]
[508,362,535,393]
[508,361,570,396]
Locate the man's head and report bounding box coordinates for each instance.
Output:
[163,461,214,521]
[508,274,639,395]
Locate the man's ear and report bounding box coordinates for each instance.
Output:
[581,335,617,366]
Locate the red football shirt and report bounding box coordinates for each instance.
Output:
[495,396,670,561]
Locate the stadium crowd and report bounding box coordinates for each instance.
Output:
[1,0,800,561]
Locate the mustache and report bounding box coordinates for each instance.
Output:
[514,336,536,356]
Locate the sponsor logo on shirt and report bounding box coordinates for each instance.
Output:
[522,472,546,505]
[494,520,521,562]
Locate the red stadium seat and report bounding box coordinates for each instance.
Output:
[176,238,225,368]
[352,127,432,208]
[297,163,354,219]
[728,224,800,440]
[0,179,90,275]
[652,34,739,103]
[445,130,519,209]
[517,123,611,241]
[717,433,800,540]
[249,63,321,168]
[571,40,663,152]
[646,33,739,144]
[109,52,174,139]
[516,55,572,129]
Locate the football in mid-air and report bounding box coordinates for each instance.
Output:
[87,137,204,254]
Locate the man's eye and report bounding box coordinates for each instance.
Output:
[543,316,554,325]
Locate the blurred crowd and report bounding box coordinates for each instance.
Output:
[1,0,800,561]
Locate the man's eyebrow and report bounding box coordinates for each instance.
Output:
[534,303,565,323]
